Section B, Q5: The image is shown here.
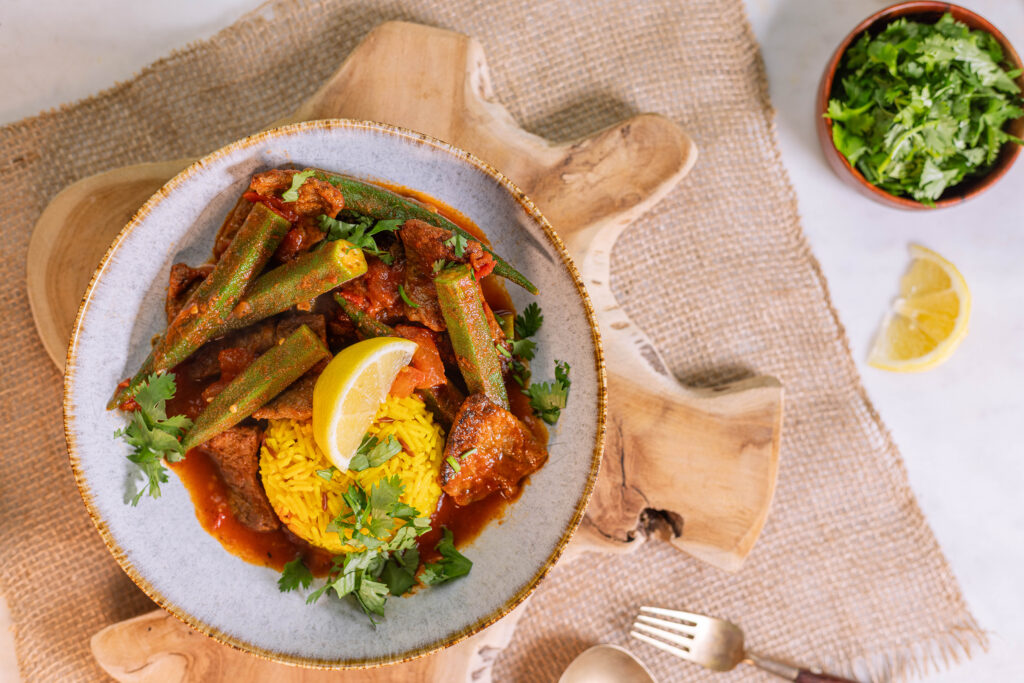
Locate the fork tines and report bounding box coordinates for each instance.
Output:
[630,606,704,663]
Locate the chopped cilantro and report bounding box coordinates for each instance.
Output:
[825,13,1024,203]
[495,342,512,359]
[510,337,536,361]
[514,302,543,339]
[421,528,473,586]
[278,557,314,592]
[317,214,402,264]
[443,232,469,257]
[316,466,337,481]
[398,284,419,309]
[300,476,440,624]
[348,434,402,472]
[522,360,571,425]
[446,455,461,473]
[114,373,192,506]
[460,448,478,460]
[281,169,315,202]
[431,259,451,275]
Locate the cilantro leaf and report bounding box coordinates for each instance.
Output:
[522,360,571,425]
[316,214,402,263]
[348,434,402,472]
[510,337,536,361]
[281,169,315,202]
[443,232,469,257]
[278,558,314,593]
[316,466,336,481]
[514,302,543,339]
[398,284,419,309]
[114,373,192,505]
[421,528,473,586]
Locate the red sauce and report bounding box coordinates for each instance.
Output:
[162,182,545,572]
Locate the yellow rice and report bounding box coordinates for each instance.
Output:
[259,395,445,554]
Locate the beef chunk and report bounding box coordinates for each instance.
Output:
[199,425,280,531]
[337,254,407,324]
[166,263,213,324]
[188,313,326,383]
[251,371,319,421]
[248,169,344,218]
[440,394,547,505]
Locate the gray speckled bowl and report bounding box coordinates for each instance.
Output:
[63,120,605,668]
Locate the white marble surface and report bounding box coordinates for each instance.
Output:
[2,0,1022,680]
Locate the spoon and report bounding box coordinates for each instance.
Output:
[559,644,657,683]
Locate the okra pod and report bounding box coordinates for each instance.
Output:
[333,293,397,339]
[182,324,330,450]
[229,240,367,329]
[434,265,508,409]
[111,203,291,408]
[333,293,465,427]
[310,169,538,294]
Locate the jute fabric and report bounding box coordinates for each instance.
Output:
[0,0,985,680]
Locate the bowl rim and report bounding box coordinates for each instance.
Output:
[62,118,607,669]
[816,0,1024,210]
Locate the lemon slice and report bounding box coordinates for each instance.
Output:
[312,337,417,469]
[868,244,970,372]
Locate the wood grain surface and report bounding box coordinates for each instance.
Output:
[24,20,785,682]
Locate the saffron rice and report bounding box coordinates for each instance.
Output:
[259,395,444,554]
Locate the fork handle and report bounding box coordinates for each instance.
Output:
[795,671,858,683]
[746,652,857,682]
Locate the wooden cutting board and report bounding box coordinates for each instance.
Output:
[26,21,784,682]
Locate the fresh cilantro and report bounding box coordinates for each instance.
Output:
[398,284,419,309]
[114,373,192,506]
[510,337,536,361]
[281,169,315,202]
[446,455,461,473]
[317,214,402,264]
[523,360,571,425]
[348,434,402,472]
[421,528,473,586]
[825,13,1024,203]
[431,259,451,275]
[301,476,440,624]
[278,557,314,592]
[514,302,544,339]
[316,466,337,481]
[443,232,469,257]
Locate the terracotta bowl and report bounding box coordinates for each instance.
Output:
[63,120,605,668]
[816,1,1024,209]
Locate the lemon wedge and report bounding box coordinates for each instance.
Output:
[312,337,417,469]
[868,244,970,372]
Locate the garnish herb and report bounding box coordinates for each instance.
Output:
[278,557,314,592]
[317,214,403,265]
[510,338,536,361]
[460,448,478,459]
[294,476,439,623]
[421,528,473,586]
[114,373,192,506]
[431,259,452,275]
[495,342,512,359]
[523,360,571,425]
[514,302,544,339]
[281,170,315,202]
[348,434,402,472]
[398,284,419,309]
[443,232,469,257]
[316,466,337,481]
[446,455,462,473]
[825,13,1023,203]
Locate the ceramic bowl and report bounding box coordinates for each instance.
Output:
[64,120,605,668]
[816,1,1024,209]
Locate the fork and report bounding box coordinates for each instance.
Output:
[631,606,858,682]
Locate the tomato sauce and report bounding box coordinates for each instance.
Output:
[162,182,544,573]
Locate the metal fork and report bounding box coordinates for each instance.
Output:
[631,606,858,682]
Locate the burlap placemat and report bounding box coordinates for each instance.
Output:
[0,0,986,681]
